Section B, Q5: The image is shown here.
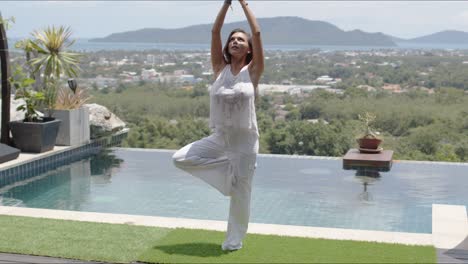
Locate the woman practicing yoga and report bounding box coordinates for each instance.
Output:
[172,0,264,251]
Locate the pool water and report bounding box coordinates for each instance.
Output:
[1,148,467,234]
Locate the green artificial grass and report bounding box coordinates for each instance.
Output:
[0,215,436,263]
[0,215,170,263]
[139,228,436,263]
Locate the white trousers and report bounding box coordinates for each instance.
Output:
[172,129,258,250]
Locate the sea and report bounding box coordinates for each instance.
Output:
[8,38,468,52]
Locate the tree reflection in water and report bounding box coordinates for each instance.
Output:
[90,149,124,184]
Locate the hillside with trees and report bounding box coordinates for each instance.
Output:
[89,81,468,162]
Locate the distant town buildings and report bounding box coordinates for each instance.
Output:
[78,48,456,96]
[258,84,342,95]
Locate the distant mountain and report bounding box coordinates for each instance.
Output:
[90,16,396,46]
[404,30,468,44]
[385,34,406,43]
[387,30,468,44]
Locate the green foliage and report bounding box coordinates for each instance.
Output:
[434,87,465,104]
[88,69,468,162]
[14,38,38,80]
[43,79,58,116]
[263,120,353,156]
[285,108,301,121]
[404,126,441,155]
[454,140,468,161]
[14,90,44,122]
[0,16,15,30]
[9,65,35,92]
[122,116,210,149]
[91,82,211,149]
[115,83,126,93]
[10,66,43,122]
[192,82,209,97]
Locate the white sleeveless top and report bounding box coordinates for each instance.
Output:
[209,64,259,136]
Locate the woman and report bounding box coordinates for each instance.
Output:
[172,0,264,251]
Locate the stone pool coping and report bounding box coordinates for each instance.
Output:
[0,129,129,172]
[0,146,70,171]
[2,143,466,174]
[118,147,468,166]
[0,129,129,187]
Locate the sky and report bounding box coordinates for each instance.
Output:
[2,1,468,39]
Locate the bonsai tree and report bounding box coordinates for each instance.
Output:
[357,112,382,150]
[358,112,379,139]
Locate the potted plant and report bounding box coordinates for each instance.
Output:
[17,26,84,147]
[356,112,383,152]
[52,79,91,146]
[9,66,61,153]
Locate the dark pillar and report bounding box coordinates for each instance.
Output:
[0,13,12,145]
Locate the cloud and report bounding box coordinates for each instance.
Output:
[452,10,468,29]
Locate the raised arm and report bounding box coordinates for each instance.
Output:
[211,1,230,77]
[239,0,264,86]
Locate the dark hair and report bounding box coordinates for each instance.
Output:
[223,28,253,65]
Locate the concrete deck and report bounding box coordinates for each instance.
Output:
[0,253,105,264]
[0,146,70,171]
[433,204,468,263]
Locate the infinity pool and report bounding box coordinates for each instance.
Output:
[1,148,467,234]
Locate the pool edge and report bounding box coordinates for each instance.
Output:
[0,205,434,246]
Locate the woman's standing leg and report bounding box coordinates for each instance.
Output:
[222,153,256,250]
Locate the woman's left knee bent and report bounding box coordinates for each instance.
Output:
[172,148,187,168]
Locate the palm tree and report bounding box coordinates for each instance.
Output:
[29,26,80,80]
[27,26,81,114]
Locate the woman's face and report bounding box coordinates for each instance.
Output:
[228,32,251,57]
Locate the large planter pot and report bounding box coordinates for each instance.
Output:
[10,118,61,153]
[356,137,382,150]
[52,107,90,146]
